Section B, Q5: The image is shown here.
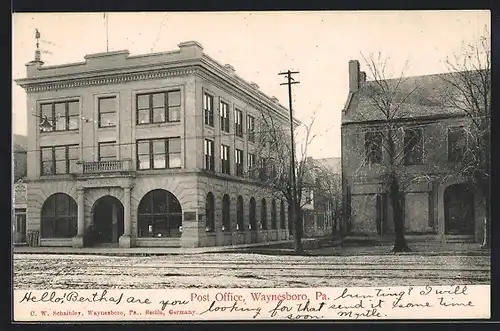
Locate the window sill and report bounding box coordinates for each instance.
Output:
[40,130,79,136]
[136,122,181,129]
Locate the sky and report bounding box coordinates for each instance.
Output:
[12,11,490,158]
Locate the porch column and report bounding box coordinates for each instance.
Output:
[119,186,132,248]
[72,188,85,248]
[77,189,85,236]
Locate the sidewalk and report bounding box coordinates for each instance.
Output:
[12,240,490,257]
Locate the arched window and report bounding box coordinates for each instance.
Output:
[206,192,215,232]
[41,193,77,238]
[271,199,277,229]
[237,196,244,231]
[280,200,286,229]
[261,198,268,230]
[249,197,256,230]
[222,194,230,232]
[138,189,182,238]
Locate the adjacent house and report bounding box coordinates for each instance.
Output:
[15,41,295,248]
[13,134,28,244]
[341,60,487,243]
[301,157,341,237]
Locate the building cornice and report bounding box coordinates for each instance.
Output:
[341,113,468,126]
[17,66,198,93]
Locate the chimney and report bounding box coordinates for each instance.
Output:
[348,60,360,92]
[250,82,259,89]
[271,96,279,103]
[360,71,367,84]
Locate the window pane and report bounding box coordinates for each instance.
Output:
[169,138,181,153]
[138,141,150,155]
[100,112,116,127]
[68,146,79,159]
[41,104,52,118]
[169,153,181,168]
[99,97,115,113]
[138,95,149,109]
[153,140,165,153]
[168,91,181,106]
[68,115,79,130]
[42,148,52,161]
[68,101,79,115]
[54,147,66,160]
[55,103,66,118]
[138,155,150,169]
[137,109,150,124]
[153,154,166,169]
[153,108,165,122]
[42,161,54,175]
[55,115,67,131]
[152,93,165,107]
[99,143,116,160]
[55,160,66,174]
[69,159,78,173]
[168,106,180,122]
[55,195,69,215]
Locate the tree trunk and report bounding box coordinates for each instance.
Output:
[294,203,303,253]
[481,181,490,249]
[389,176,410,252]
[332,214,337,237]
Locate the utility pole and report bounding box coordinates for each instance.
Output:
[279,70,301,252]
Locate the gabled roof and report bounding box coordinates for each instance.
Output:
[342,71,482,124]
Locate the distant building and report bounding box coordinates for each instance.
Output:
[13,178,27,244]
[13,134,27,182]
[15,41,296,248]
[341,60,486,243]
[301,157,341,237]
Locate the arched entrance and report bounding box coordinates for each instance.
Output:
[92,196,124,244]
[138,189,182,238]
[444,184,475,235]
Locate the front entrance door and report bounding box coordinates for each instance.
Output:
[444,184,474,235]
[93,196,124,244]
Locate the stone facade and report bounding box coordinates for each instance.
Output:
[16,41,292,248]
[341,60,486,243]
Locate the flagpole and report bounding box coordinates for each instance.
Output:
[104,13,109,52]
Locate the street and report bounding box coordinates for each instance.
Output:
[13,253,490,289]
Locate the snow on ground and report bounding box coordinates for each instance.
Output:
[13,253,490,290]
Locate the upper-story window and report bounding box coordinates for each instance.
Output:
[40,100,79,132]
[365,131,383,164]
[137,90,181,125]
[448,127,468,162]
[220,101,230,133]
[235,148,244,177]
[248,153,256,179]
[98,97,117,128]
[204,93,214,127]
[41,145,79,175]
[235,109,243,137]
[247,115,255,142]
[221,144,230,175]
[136,137,181,170]
[204,139,215,171]
[404,128,424,165]
[98,141,116,161]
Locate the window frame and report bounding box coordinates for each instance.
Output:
[247,115,255,142]
[364,131,383,165]
[220,100,230,133]
[204,139,215,171]
[235,148,244,177]
[98,141,117,162]
[235,109,243,137]
[403,128,424,165]
[221,144,230,175]
[40,144,79,176]
[135,137,182,170]
[39,100,80,132]
[448,126,468,162]
[98,96,117,128]
[203,92,214,127]
[136,90,182,125]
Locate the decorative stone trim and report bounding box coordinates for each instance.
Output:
[23,68,197,92]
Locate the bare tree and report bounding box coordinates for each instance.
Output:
[357,52,441,252]
[251,106,318,252]
[439,31,491,248]
[310,160,343,239]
